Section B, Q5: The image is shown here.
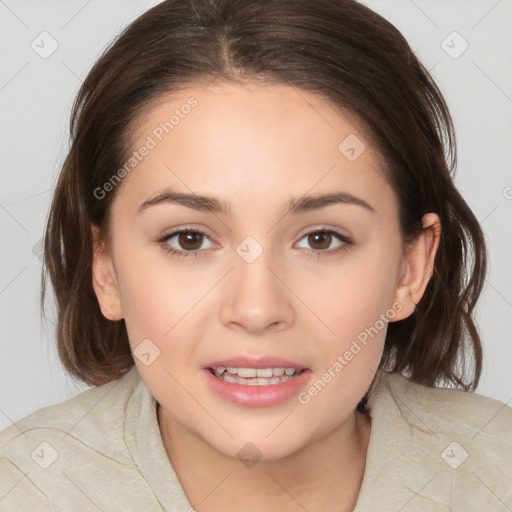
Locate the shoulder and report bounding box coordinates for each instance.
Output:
[0,366,140,451]
[381,371,512,443]
[363,371,512,509]
[0,367,142,510]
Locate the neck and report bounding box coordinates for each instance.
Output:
[158,403,371,512]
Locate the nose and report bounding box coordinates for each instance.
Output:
[218,245,295,335]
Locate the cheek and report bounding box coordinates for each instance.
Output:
[303,234,401,381]
[309,234,401,333]
[113,249,202,345]
[297,257,394,424]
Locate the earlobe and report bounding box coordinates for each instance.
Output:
[390,213,441,322]
[91,225,124,321]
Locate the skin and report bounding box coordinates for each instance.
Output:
[91,81,440,511]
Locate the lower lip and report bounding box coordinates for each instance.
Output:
[202,368,311,408]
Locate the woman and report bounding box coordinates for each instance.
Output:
[1,1,510,510]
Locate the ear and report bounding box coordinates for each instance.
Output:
[390,213,441,321]
[91,225,124,321]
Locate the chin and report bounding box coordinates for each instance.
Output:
[199,425,314,464]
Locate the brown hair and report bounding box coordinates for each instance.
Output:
[42,0,486,394]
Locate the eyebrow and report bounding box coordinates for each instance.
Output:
[137,188,375,215]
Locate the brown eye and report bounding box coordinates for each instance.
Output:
[159,228,214,257]
[295,228,352,255]
[307,231,332,250]
[177,231,204,251]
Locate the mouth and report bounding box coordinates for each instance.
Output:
[203,358,312,407]
[208,366,304,386]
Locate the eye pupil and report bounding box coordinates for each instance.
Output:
[309,232,331,250]
[179,232,203,250]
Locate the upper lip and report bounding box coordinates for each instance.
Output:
[204,356,308,370]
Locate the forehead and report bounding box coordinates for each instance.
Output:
[117,81,394,216]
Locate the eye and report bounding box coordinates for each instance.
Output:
[295,228,352,257]
[158,227,353,261]
[158,228,214,259]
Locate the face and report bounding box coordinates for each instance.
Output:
[92,81,435,461]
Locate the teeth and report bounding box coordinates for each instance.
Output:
[215,366,299,377]
[223,373,238,384]
[256,368,273,378]
[212,367,303,386]
[237,368,257,378]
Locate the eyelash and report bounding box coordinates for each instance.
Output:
[158,227,353,260]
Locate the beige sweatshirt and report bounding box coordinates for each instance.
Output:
[1,366,511,511]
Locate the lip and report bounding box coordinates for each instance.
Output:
[203,356,309,370]
[202,367,312,408]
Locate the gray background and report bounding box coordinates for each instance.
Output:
[1,0,511,429]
